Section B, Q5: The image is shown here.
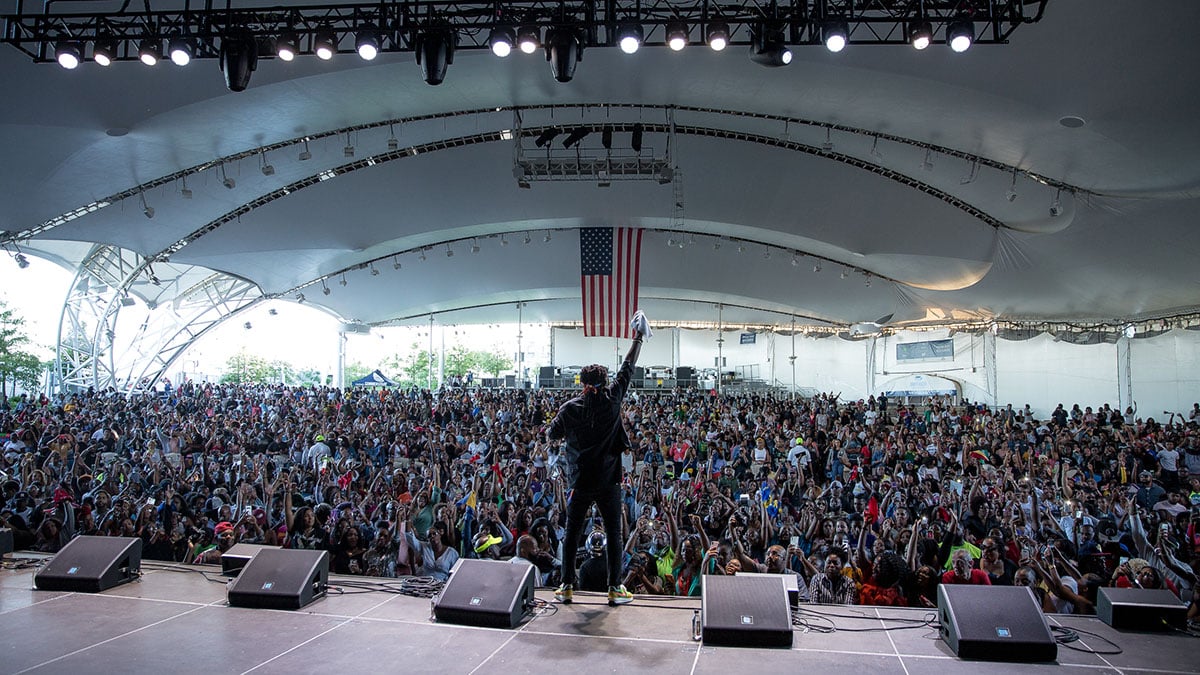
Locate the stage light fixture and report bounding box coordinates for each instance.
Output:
[948,20,974,52]
[220,32,258,92]
[276,33,299,61]
[140,192,154,219]
[15,253,29,269]
[244,322,252,330]
[545,27,582,83]
[500,234,509,247]
[791,255,799,267]
[260,151,274,176]
[340,274,348,286]
[470,239,480,254]
[314,29,337,60]
[55,41,82,69]
[387,124,399,151]
[138,40,160,66]
[562,127,589,148]
[907,20,933,50]
[446,244,454,257]
[1005,171,1019,202]
[750,26,791,67]
[706,22,729,51]
[666,21,688,51]
[1049,189,1063,217]
[534,127,560,147]
[489,26,515,57]
[393,255,402,269]
[92,39,115,66]
[356,26,380,60]
[823,21,849,53]
[370,262,380,275]
[517,25,540,54]
[631,123,643,152]
[269,308,278,315]
[543,231,552,243]
[616,23,643,54]
[220,163,235,189]
[523,232,532,245]
[813,262,822,273]
[168,35,194,66]
[180,176,193,199]
[299,140,312,161]
[415,29,455,85]
[343,132,355,157]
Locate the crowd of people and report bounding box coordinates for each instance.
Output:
[2,382,1198,623]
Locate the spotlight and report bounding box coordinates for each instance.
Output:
[445,245,454,257]
[562,127,589,148]
[138,39,160,66]
[823,21,849,53]
[907,20,933,50]
[1006,172,1019,202]
[299,140,312,161]
[393,256,402,270]
[616,23,643,54]
[489,26,515,57]
[948,20,974,52]
[260,152,274,176]
[143,205,155,219]
[340,274,348,286]
[314,30,337,60]
[55,41,82,69]
[1049,189,1063,217]
[276,33,299,61]
[269,308,278,316]
[500,235,509,247]
[92,39,115,66]
[840,270,848,279]
[666,21,688,51]
[517,25,540,54]
[920,148,934,171]
[545,27,582,83]
[813,262,822,273]
[221,164,235,189]
[244,322,252,330]
[534,127,560,147]
[344,133,355,157]
[168,35,193,66]
[470,239,481,254]
[296,293,306,303]
[415,29,455,85]
[419,249,427,261]
[706,22,729,51]
[370,263,380,276]
[523,232,532,245]
[631,123,643,153]
[356,26,380,60]
[15,253,29,269]
[220,32,259,92]
[750,25,791,67]
[543,231,552,243]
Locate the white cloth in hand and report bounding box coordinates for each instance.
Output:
[630,310,652,339]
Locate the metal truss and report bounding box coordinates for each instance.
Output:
[3,1,1046,63]
[55,243,261,394]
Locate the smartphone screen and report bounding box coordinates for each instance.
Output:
[789,536,800,548]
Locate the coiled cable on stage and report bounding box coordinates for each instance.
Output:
[1050,625,1124,655]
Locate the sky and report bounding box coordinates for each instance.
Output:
[0,254,548,386]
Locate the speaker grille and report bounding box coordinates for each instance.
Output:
[701,575,792,647]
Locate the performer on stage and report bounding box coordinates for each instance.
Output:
[547,310,650,606]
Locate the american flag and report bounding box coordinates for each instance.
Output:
[580,227,643,338]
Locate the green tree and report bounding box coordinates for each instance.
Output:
[475,350,513,377]
[389,342,433,388]
[344,361,371,385]
[444,345,476,378]
[0,301,45,396]
[219,350,277,384]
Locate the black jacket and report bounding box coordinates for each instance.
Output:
[547,356,637,492]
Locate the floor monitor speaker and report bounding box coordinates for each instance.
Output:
[227,548,329,610]
[701,574,793,647]
[433,558,536,628]
[1097,587,1187,631]
[34,536,141,592]
[938,585,1057,661]
[221,543,279,577]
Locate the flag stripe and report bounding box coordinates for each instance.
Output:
[580,227,643,338]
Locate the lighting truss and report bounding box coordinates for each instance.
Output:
[2,1,1047,63]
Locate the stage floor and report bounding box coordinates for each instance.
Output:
[0,553,1194,675]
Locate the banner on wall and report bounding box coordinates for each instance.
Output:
[740,333,756,344]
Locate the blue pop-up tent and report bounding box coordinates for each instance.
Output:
[351,370,397,387]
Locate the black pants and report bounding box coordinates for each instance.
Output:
[562,483,624,588]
